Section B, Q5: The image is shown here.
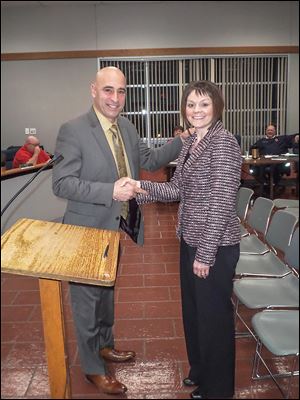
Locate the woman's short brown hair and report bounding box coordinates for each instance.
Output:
[181,81,224,127]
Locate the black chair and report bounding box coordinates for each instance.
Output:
[2,146,21,169]
[1,151,6,168]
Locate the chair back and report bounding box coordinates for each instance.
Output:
[284,227,299,271]
[265,210,298,254]
[273,198,299,209]
[247,197,274,235]
[236,187,254,221]
[3,146,21,169]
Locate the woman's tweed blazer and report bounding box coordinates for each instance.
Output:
[138,121,242,268]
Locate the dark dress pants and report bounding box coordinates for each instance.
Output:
[180,238,240,398]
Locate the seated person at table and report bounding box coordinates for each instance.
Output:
[249,124,298,187]
[13,135,50,168]
[167,125,184,143]
[172,125,184,138]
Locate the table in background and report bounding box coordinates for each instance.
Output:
[242,155,299,199]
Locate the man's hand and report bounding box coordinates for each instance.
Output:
[33,146,41,156]
[113,177,147,201]
[180,127,196,142]
[27,146,41,165]
[193,259,210,279]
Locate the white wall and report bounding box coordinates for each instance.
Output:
[95,1,299,49]
[2,1,299,52]
[1,169,67,234]
[1,1,299,151]
[1,58,96,151]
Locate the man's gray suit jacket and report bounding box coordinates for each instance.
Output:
[52,107,182,245]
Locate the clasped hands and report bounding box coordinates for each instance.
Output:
[113,177,147,201]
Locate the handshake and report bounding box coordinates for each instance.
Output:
[113,177,148,202]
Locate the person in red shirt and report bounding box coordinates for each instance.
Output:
[13,135,50,168]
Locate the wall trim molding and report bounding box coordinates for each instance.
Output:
[1,46,299,61]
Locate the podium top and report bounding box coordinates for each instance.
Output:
[1,218,120,286]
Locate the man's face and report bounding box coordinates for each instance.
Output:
[91,69,126,123]
[174,128,183,137]
[26,139,40,154]
[266,125,276,139]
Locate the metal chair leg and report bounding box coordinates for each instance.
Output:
[251,338,299,399]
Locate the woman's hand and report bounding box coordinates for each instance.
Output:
[193,259,210,279]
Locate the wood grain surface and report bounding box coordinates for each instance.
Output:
[1,218,120,286]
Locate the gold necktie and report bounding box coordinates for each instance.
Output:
[110,124,129,220]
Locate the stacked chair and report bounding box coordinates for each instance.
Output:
[233,192,299,398]
[284,207,299,219]
[273,198,299,209]
[250,228,299,399]
[251,309,298,399]
[273,198,299,220]
[236,209,298,277]
[239,196,275,255]
[236,187,254,237]
[234,222,298,336]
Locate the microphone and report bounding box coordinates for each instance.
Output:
[48,154,64,166]
[1,154,64,217]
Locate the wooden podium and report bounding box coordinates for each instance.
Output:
[1,218,120,399]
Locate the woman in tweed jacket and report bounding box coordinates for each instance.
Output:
[131,81,242,399]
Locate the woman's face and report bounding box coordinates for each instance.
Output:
[185,90,214,132]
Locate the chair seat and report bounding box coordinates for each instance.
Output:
[240,234,269,254]
[236,251,291,277]
[233,274,299,309]
[252,310,299,356]
[273,199,299,208]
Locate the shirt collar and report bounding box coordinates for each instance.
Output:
[93,105,118,132]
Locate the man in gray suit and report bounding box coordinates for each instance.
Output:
[52,66,185,394]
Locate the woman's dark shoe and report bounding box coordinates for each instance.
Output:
[183,377,198,386]
[190,386,207,399]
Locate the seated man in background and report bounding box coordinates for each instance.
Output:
[249,124,298,191]
[167,125,184,143]
[172,125,184,138]
[250,124,296,155]
[13,135,50,168]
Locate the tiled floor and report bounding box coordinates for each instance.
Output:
[1,202,299,399]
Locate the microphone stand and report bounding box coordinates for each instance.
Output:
[1,155,63,217]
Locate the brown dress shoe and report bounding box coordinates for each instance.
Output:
[85,374,127,394]
[100,347,136,362]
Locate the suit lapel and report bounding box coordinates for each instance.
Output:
[87,108,119,173]
[182,121,223,172]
